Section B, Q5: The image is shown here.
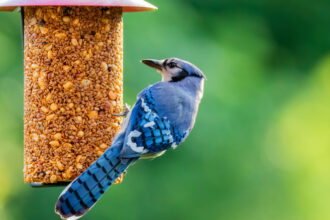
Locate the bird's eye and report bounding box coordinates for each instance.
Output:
[168,62,177,68]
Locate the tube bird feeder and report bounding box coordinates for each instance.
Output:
[0,0,156,186]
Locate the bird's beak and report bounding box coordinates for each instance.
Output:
[141,59,163,71]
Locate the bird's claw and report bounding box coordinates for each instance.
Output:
[114,103,131,117]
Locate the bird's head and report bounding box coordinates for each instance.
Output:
[141,58,205,82]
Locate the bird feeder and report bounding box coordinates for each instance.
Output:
[0,0,156,186]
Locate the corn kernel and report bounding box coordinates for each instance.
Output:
[95,33,101,39]
[97,151,103,157]
[74,60,81,65]
[76,155,82,163]
[71,38,78,46]
[38,77,47,90]
[45,94,52,102]
[50,175,57,183]
[30,17,37,25]
[101,62,108,71]
[62,16,71,23]
[57,161,64,171]
[76,163,83,169]
[88,111,98,119]
[108,91,117,100]
[63,65,71,72]
[72,18,79,26]
[31,64,39,69]
[49,140,60,147]
[82,50,88,57]
[100,143,108,149]
[75,116,82,123]
[77,131,84,137]
[31,133,39,142]
[65,167,73,179]
[41,106,49,113]
[63,143,73,148]
[46,114,55,121]
[40,27,48,34]
[68,103,74,108]
[53,133,62,140]
[45,44,52,51]
[62,173,67,179]
[81,79,91,87]
[63,81,73,90]
[70,125,77,130]
[47,50,53,59]
[50,103,58,111]
[55,33,67,38]
[85,54,91,60]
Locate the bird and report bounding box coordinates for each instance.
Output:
[55,58,205,219]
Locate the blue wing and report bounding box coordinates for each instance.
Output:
[120,88,187,159]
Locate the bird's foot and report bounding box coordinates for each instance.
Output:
[114,103,131,117]
[113,171,127,184]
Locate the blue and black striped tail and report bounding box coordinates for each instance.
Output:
[55,144,136,219]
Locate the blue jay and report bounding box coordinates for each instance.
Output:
[55,58,205,219]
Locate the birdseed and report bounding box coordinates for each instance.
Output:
[23,6,123,184]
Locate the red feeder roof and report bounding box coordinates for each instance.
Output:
[0,0,157,12]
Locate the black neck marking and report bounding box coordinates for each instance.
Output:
[170,69,188,82]
[170,70,203,82]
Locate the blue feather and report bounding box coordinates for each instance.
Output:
[55,143,136,219]
[55,58,204,219]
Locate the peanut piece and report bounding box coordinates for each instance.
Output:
[50,103,58,111]
[88,111,98,119]
[97,151,103,157]
[68,103,74,108]
[77,131,84,137]
[50,175,57,183]
[53,133,62,140]
[62,16,70,23]
[57,161,64,171]
[46,114,55,121]
[63,81,73,90]
[49,140,60,147]
[72,18,79,26]
[108,91,117,100]
[100,143,108,149]
[41,106,49,113]
[101,62,108,71]
[31,133,39,142]
[71,38,78,46]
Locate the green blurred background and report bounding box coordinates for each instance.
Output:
[1,0,330,219]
